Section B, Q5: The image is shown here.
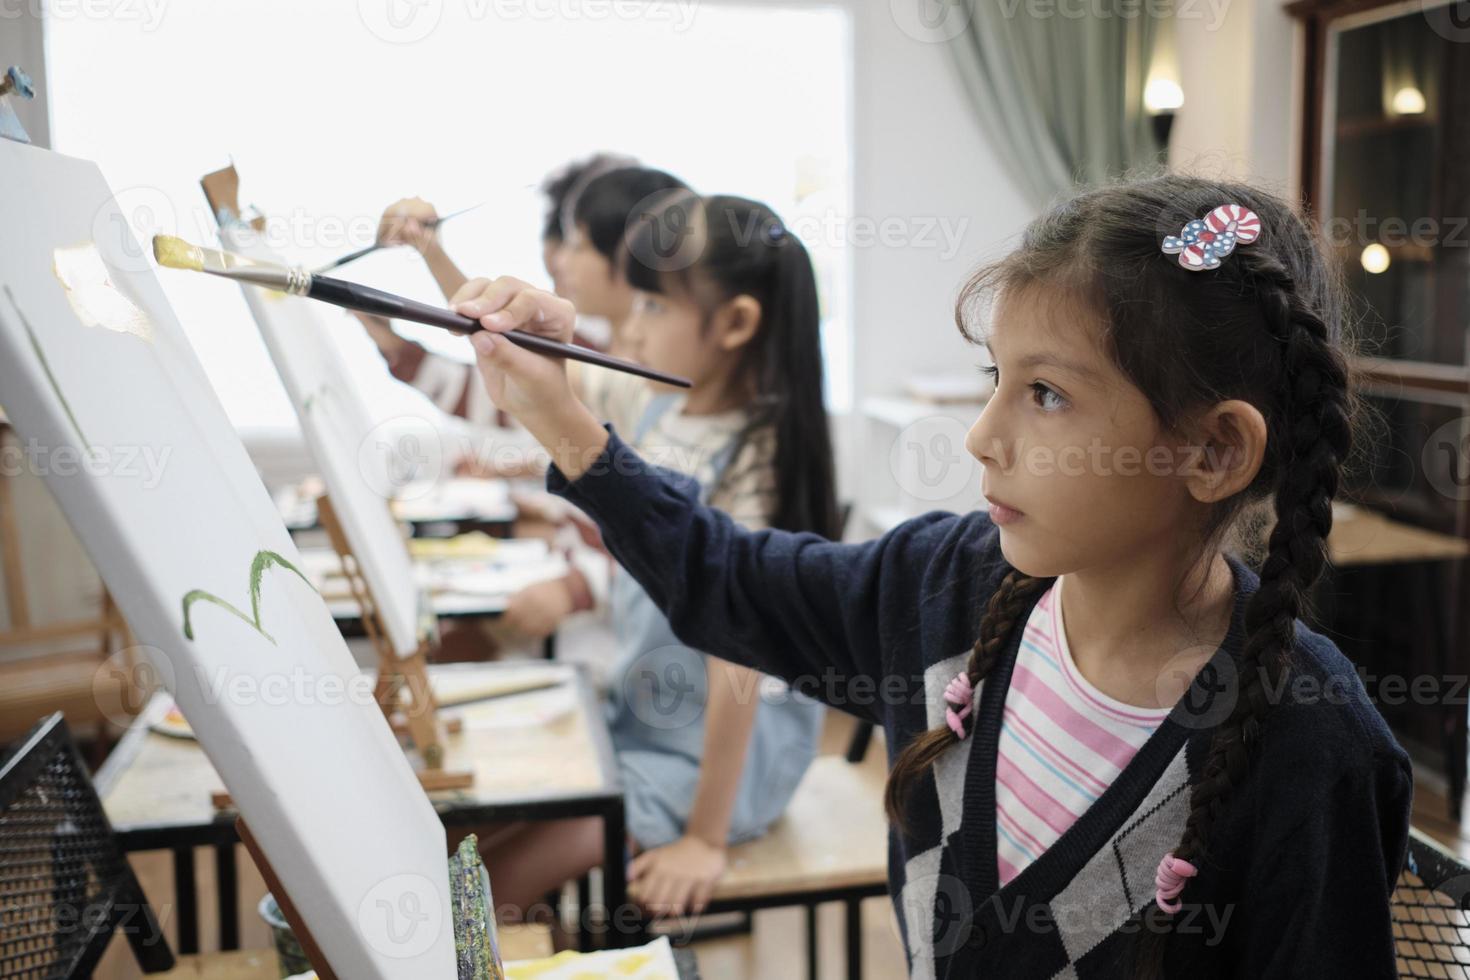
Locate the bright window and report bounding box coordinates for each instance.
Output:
[46,0,854,433]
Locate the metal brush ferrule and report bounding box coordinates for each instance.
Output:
[284,267,312,295]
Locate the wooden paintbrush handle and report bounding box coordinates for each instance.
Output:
[307,275,691,388]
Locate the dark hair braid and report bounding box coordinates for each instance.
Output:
[1131,251,1353,975]
[884,569,1053,827]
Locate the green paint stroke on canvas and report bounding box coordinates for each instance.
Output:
[301,383,332,416]
[2,284,90,451]
[181,549,318,643]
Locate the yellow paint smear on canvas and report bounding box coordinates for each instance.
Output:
[52,244,153,341]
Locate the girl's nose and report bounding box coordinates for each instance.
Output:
[966,402,1010,470]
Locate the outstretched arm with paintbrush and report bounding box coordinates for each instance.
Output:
[351,198,491,426]
[377,196,470,299]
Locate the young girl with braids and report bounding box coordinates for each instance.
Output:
[451,174,1412,979]
[462,191,839,922]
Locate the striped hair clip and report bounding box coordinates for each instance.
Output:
[1161,204,1261,271]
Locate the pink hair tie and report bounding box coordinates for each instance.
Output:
[1154,852,1198,914]
[944,673,974,739]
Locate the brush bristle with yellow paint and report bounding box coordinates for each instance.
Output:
[150,234,305,293]
[150,234,204,272]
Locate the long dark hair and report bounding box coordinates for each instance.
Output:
[883,174,1368,975]
[620,192,841,539]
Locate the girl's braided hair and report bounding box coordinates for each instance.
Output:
[883,174,1371,976]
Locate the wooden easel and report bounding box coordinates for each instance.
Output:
[237,817,341,980]
[210,494,472,806]
[199,163,265,233]
[316,492,470,790]
[237,818,508,980]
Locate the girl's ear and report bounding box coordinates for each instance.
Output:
[710,294,763,352]
[1184,399,1269,504]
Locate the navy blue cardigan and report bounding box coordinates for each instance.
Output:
[549,427,1413,979]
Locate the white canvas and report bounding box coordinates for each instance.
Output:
[0,139,455,979]
[218,223,429,659]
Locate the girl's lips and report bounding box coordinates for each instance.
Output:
[985,496,1024,525]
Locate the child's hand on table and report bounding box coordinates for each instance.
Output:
[501,577,576,639]
[627,835,728,918]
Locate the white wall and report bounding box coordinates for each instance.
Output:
[839,1,1035,401]
[1170,0,1300,195]
[737,0,1036,508]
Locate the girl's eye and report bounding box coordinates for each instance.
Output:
[1032,384,1067,411]
[978,364,1067,412]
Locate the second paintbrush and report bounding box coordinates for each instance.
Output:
[151,234,691,389]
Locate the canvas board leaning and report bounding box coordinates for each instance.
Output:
[216,218,431,661]
[0,138,456,978]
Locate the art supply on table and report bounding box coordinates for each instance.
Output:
[408,531,529,561]
[151,235,692,388]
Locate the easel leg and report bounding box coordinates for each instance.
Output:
[236,817,340,980]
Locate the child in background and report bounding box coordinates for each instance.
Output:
[455,175,1412,978]
[470,191,840,920]
[354,158,677,441]
[349,164,691,659]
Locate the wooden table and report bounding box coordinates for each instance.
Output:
[292,542,566,658]
[95,662,628,956]
[276,477,519,538]
[1328,501,1470,566]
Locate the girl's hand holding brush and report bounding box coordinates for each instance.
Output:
[454,276,610,479]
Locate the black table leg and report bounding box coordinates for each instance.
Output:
[846,898,863,980]
[172,846,198,955]
[577,873,592,951]
[602,804,630,948]
[216,842,239,951]
[805,902,819,979]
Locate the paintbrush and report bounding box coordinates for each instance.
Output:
[314,201,484,273]
[151,235,691,389]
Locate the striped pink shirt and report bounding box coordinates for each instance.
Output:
[995,576,1172,887]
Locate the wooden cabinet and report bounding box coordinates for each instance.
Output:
[1289,0,1470,817]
